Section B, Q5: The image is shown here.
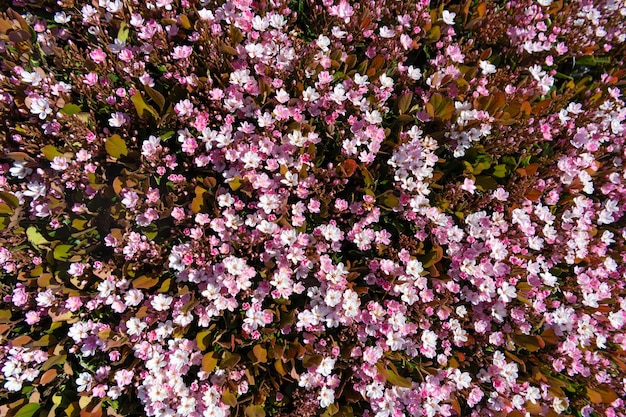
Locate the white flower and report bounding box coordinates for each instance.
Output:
[9,160,32,179]
[537,0,552,6]
[500,362,518,385]
[528,65,545,81]
[379,26,395,38]
[442,10,456,25]
[4,376,23,392]
[151,294,173,312]
[197,8,215,21]
[479,60,497,75]
[497,282,517,303]
[23,181,46,200]
[109,39,125,54]
[317,357,336,376]
[316,35,331,51]
[407,66,422,80]
[124,289,144,307]
[54,11,71,24]
[30,97,52,119]
[126,317,148,336]
[76,372,93,392]
[105,0,123,13]
[318,386,335,408]
[21,71,43,86]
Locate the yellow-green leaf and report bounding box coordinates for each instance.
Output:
[65,402,80,417]
[429,93,455,120]
[222,389,238,407]
[60,103,82,115]
[53,244,73,261]
[41,354,67,371]
[220,351,241,369]
[145,85,165,111]
[386,367,412,388]
[202,352,218,372]
[196,330,212,351]
[42,145,64,161]
[14,403,40,417]
[117,21,129,42]
[513,334,541,352]
[0,191,19,209]
[245,405,265,417]
[131,92,158,119]
[158,278,172,293]
[383,194,399,208]
[228,177,242,191]
[0,310,11,323]
[191,186,207,213]
[26,226,49,249]
[33,334,56,347]
[492,164,507,178]
[105,135,128,159]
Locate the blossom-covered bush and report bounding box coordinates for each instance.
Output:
[1,0,625,416]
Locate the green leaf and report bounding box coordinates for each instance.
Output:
[222,389,238,407]
[196,330,212,351]
[492,164,507,178]
[105,135,128,159]
[160,131,175,140]
[60,103,82,115]
[0,191,19,209]
[42,145,64,161]
[15,403,41,417]
[386,367,412,388]
[117,21,129,42]
[475,175,498,191]
[245,405,266,417]
[382,194,399,208]
[27,226,49,249]
[131,92,158,119]
[53,244,73,261]
[145,85,165,111]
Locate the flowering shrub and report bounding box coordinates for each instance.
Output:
[1,0,625,416]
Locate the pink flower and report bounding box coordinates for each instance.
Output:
[25,311,40,325]
[89,49,106,63]
[172,45,193,59]
[461,178,477,194]
[108,112,127,128]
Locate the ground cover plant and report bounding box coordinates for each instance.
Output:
[0,0,625,416]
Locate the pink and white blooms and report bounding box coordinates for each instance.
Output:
[1,1,626,417]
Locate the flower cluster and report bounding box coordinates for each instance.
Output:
[0,1,625,417]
